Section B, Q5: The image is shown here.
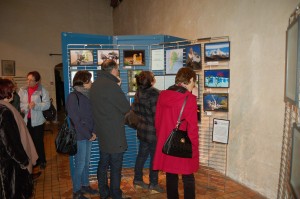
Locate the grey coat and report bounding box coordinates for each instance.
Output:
[90,71,130,153]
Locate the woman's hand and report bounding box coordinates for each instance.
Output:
[89,133,97,141]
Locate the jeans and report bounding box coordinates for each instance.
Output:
[72,140,92,192]
[166,173,195,199]
[97,151,124,199]
[27,119,46,164]
[134,140,158,185]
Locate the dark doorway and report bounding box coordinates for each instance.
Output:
[54,63,65,112]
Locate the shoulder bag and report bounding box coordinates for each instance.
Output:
[40,96,57,121]
[125,92,144,129]
[55,92,78,156]
[162,96,192,158]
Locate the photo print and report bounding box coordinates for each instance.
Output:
[127,70,142,92]
[204,69,230,88]
[203,93,229,112]
[123,50,145,66]
[97,50,119,65]
[204,42,230,62]
[185,44,201,70]
[70,49,94,66]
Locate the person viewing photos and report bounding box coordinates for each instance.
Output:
[90,59,131,199]
[66,71,98,199]
[153,67,199,199]
[131,71,164,193]
[19,71,50,170]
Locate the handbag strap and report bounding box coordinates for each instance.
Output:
[175,96,188,129]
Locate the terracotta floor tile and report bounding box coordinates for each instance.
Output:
[31,113,267,199]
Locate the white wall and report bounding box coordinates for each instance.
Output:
[112,0,297,198]
[0,0,113,101]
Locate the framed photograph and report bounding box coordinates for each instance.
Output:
[290,123,300,198]
[1,60,15,76]
[204,69,230,88]
[97,49,119,65]
[127,70,142,92]
[69,49,94,66]
[204,41,230,62]
[192,74,200,98]
[203,93,229,112]
[165,49,184,74]
[185,44,201,70]
[123,50,145,66]
[285,17,300,106]
[212,118,230,144]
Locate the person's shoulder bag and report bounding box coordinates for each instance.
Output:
[162,96,192,158]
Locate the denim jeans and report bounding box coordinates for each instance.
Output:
[72,140,92,192]
[134,140,158,185]
[97,151,124,199]
[166,173,195,199]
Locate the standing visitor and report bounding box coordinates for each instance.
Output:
[153,67,199,199]
[66,71,98,199]
[90,59,130,199]
[131,71,164,193]
[19,71,50,170]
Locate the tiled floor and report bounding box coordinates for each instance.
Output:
[31,116,266,199]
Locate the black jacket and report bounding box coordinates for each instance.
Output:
[90,71,130,153]
[0,104,33,199]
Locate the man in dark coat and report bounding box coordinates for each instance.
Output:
[90,59,130,199]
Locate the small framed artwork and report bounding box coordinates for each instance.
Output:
[1,60,15,76]
[212,118,230,144]
[204,69,230,88]
[185,44,201,70]
[204,41,230,62]
[203,93,229,112]
[97,49,119,65]
[69,49,94,66]
[165,49,184,74]
[127,70,142,92]
[290,123,300,198]
[123,50,145,66]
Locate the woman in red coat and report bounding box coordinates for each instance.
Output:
[153,67,199,199]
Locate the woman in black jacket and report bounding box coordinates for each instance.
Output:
[132,71,164,193]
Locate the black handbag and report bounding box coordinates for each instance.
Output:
[162,96,192,158]
[55,117,77,156]
[41,97,57,121]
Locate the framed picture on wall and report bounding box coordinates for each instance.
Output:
[203,93,229,112]
[70,70,95,85]
[290,123,300,198]
[204,41,230,62]
[1,60,15,76]
[97,49,119,65]
[165,49,184,74]
[123,50,145,66]
[185,44,201,70]
[204,69,230,88]
[127,70,142,92]
[69,49,94,66]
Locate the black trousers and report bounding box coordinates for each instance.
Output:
[27,119,46,164]
[166,172,195,199]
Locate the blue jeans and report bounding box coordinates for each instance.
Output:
[134,140,158,185]
[97,151,124,199]
[72,140,92,192]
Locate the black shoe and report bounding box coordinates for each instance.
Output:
[40,162,46,170]
[31,171,41,181]
[81,186,99,195]
[73,191,88,199]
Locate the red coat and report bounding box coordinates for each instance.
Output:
[153,88,199,174]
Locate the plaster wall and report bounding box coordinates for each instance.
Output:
[0,0,113,99]
[113,0,298,198]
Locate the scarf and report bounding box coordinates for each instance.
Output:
[27,84,39,118]
[74,86,90,98]
[0,100,38,173]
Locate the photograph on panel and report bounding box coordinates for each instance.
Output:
[97,49,120,65]
[203,93,228,112]
[204,42,230,62]
[165,49,184,74]
[204,69,230,88]
[127,70,142,92]
[185,44,201,70]
[69,49,94,66]
[123,50,145,66]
